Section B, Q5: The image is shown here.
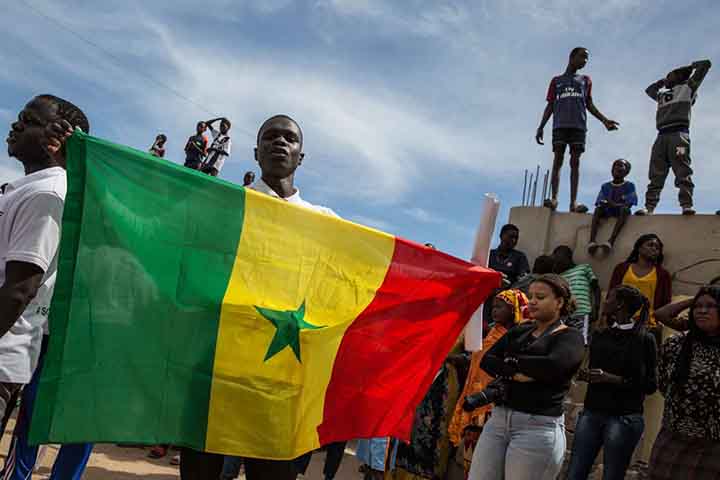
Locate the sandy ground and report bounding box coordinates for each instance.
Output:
[0,418,363,479]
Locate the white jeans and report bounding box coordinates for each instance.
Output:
[468,406,566,480]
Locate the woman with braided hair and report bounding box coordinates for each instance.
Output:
[566,285,657,480]
[648,285,720,479]
[466,274,584,480]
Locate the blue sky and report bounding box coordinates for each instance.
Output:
[1,0,718,258]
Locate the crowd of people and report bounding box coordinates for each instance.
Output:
[0,45,717,480]
[347,223,719,480]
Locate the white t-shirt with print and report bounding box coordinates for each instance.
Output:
[0,167,66,383]
[207,127,232,172]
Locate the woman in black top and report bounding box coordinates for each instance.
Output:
[566,285,657,480]
[466,274,585,480]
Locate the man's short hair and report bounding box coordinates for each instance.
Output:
[613,158,632,174]
[533,255,555,275]
[37,94,90,133]
[256,114,303,146]
[553,245,574,260]
[569,47,588,59]
[500,223,519,236]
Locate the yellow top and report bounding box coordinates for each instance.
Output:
[622,266,658,327]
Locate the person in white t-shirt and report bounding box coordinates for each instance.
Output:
[201,117,232,177]
[0,94,94,480]
[180,114,338,480]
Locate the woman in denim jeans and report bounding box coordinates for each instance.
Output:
[567,285,658,480]
[465,274,585,480]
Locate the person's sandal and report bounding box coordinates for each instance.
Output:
[572,204,589,214]
[170,453,181,466]
[148,446,168,459]
[543,198,558,211]
[587,242,599,255]
[600,241,613,252]
[635,207,653,216]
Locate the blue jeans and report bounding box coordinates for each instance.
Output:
[468,406,566,480]
[566,409,644,480]
[1,336,93,480]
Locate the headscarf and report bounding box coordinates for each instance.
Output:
[448,289,529,446]
[496,288,530,324]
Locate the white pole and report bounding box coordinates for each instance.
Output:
[465,193,500,351]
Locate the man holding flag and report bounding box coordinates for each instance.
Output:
[180,115,338,478]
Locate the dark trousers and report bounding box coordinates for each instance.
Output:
[294,441,348,479]
[180,448,297,480]
[566,409,644,480]
[646,131,693,209]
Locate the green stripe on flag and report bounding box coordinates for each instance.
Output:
[30,133,246,450]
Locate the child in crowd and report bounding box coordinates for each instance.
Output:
[202,117,232,177]
[183,121,208,170]
[536,47,619,213]
[553,246,600,339]
[588,159,638,255]
[149,134,167,158]
[637,59,712,216]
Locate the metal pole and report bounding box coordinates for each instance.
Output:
[546,169,551,200]
[528,173,534,206]
[542,170,549,202]
[532,165,540,206]
[522,169,528,206]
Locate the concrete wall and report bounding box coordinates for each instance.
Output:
[509,207,720,295]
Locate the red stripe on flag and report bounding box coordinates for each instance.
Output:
[317,238,500,445]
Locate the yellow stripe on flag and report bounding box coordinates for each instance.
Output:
[206,189,395,458]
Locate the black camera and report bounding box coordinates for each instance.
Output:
[462,378,508,411]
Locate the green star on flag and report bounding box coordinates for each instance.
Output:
[256,301,325,362]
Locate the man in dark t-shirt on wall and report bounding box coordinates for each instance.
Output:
[536,47,620,213]
[184,121,208,170]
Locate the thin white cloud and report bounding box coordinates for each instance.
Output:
[349,214,393,232]
[403,207,440,224]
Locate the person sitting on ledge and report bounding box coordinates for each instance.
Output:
[588,158,638,255]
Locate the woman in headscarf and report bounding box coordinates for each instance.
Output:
[447,289,530,479]
[648,285,720,480]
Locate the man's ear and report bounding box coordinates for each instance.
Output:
[298,152,305,166]
[254,147,259,163]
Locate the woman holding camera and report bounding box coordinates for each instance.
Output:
[566,285,657,480]
[448,288,530,478]
[465,274,584,480]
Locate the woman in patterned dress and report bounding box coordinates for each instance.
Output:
[648,285,720,479]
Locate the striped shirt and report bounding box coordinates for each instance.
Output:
[561,264,597,316]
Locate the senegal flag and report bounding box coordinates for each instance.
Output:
[29,132,500,459]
